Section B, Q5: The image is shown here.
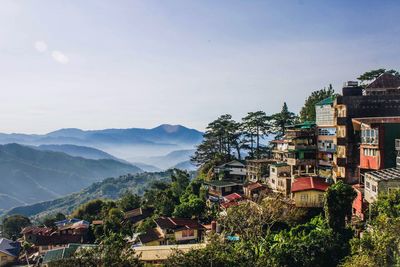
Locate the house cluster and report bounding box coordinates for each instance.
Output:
[205,73,400,219]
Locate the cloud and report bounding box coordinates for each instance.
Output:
[34,41,47,52]
[51,51,69,64]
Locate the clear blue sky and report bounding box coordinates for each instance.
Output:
[1,0,399,133]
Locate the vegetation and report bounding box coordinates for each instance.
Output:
[299,85,336,122]
[357,68,400,85]
[2,214,31,239]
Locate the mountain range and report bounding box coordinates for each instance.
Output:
[0,143,142,214]
[0,124,203,169]
[4,171,173,220]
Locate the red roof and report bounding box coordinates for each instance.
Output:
[291,177,329,193]
[155,217,205,230]
[245,182,265,191]
[21,226,52,236]
[223,193,242,202]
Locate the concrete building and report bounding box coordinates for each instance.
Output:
[364,168,400,204]
[315,96,336,181]
[333,73,400,183]
[246,159,277,183]
[268,163,292,196]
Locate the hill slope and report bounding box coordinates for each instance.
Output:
[5,171,172,219]
[37,144,120,160]
[0,144,142,213]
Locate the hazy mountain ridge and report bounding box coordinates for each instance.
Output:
[0,144,142,213]
[4,171,172,219]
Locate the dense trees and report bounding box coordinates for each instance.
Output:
[2,214,31,239]
[242,111,271,159]
[270,102,297,139]
[299,85,335,122]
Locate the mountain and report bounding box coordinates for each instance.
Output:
[4,171,172,219]
[146,149,196,169]
[0,144,142,214]
[0,124,203,169]
[37,144,120,161]
[173,160,197,171]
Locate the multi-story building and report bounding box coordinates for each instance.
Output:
[246,159,277,183]
[333,73,400,183]
[285,122,317,177]
[270,140,288,162]
[268,163,292,196]
[315,96,336,181]
[352,117,400,177]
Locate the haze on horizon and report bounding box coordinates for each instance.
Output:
[0,0,399,134]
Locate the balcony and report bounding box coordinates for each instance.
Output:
[287,158,316,166]
[288,144,316,151]
[318,160,333,167]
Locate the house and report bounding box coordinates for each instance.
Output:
[42,243,97,267]
[21,220,89,255]
[124,207,154,225]
[220,193,243,211]
[333,74,400,183]
[246,159,277,183]
[364,168,400,204]
[205,180,242,201]
[271,140,288,162]
[268,163,291,196]
[316,96,336,181]
[138,228,164,246]
[214,160,247,183]
[291,177,330,207]
[154,217,205,245]
[243,182,267,199]
[0,238,20,266]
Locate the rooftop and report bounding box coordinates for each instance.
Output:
[365,168,400,181]
[155,217,205,231]
[0,238,20,258]
[366,73,400,90]
[316,96,335,106]
[205,180,239,187]
[291,177,330,193]
[244,182,266,191]
[352,116,400,130]
[223,193,242,202]
[138,228,163,244]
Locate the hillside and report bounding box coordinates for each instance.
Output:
[0,144,142,214]
[37,144,120,161]
[146,149,196,169]
[5,171,172,219]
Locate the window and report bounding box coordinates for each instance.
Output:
[300,194,308,201]
[366,181,370,189]
[372,185,377,193]
[182,229,195,238]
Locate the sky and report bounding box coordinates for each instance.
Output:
[0,0,399,134]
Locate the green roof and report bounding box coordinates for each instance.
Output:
[42,244,97,264]
[287,121,316,129]
[315,96,335,106]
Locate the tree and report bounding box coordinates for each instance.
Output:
[357,68,400,85]
[117,191,141,212]
[324,181,356,233]
[299,85,335,122]
[41,213,66,227]
[242,111,271,159]
[191,114,241,172]
[271,102,297,139]
[2,214,31,239]
[269,216,351,267]
[173,194,206,219]
[71,199,115,222]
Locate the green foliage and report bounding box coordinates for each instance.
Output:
[5,171,171,219]
[71,199,115,223]
[372,189,400,218]
[41,212,66,227]
[269,216,352,267]
[173,194,206,218]
[271,102,297,138]
[299,85,335,122]
[324,181,357,232]
[242,111,271,159]
[2,214,31,239]
[117,191,141,212]
[357,68,399,84]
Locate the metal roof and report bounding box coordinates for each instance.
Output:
[365,168,400,181]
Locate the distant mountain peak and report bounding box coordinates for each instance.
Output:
[154,124,185,133]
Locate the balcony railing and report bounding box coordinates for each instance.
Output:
[288,144,316,151]
[287,158,316,166]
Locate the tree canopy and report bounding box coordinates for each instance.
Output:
[299,85,335,122]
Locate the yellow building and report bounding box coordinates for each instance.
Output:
[0,238,20,266]
[291,177,330,207]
